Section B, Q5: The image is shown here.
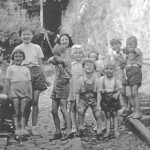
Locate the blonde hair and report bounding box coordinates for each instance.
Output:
[104,59,116,69]
[71,45,86,58]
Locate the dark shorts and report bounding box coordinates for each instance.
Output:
[125,66,142,87]
[101,92,121,113]
[78,97,98,114]
[51,78,70,100]
[29,66,47,91]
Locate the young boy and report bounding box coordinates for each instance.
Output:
[124,36,142,119]
[49,44,73,141]
[97,60,122,138]
[76,59,102,138]
[110,38,129,116]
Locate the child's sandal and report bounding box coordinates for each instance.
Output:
[103,132,110,140]
[132,112,142,119]
[114,131,120,138]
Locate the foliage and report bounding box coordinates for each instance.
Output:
[0,1,41,34]
[61,0,150,95]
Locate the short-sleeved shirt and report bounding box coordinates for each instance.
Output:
[126,48,142,67]
[97,76,122,93]
[13,43,44,65]
[6,65,31,83]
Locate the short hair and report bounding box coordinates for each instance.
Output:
[82,58,96,70]
[110,38,122,46]
[55,33,74,48]
[126,36,137,46]
[104,59,116,69]
[88,51,99,60]
[52,44,65,56]
[19,27,35,36]
[71,45,86,58]
[11,49,25,60]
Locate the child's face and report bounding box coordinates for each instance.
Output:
[84,62,95,74]
[73,49,83,61]
[111,43,121,53]
[104,65,115,78]
[60,35,69,48]
[126,41,136,51]
[14,52,24,65]
[89,53,98,62]
[21,30,33,44]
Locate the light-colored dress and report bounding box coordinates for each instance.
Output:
[6,65,32,100]
[67,61,84,101]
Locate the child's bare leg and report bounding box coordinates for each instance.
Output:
[113,111,120,138]
[132,85,141,118]
[78,107,85,129]
[12,98,20,130]
[32,90,40,126]
[20,97,28,129]
[104,112,111,137]
[126,86,135,114]
[122,85,128,110]
[25,101,32,127]
[51,99,61,134]
[60,99,71,134]
[70,101,77,131]
[93,110,102,134]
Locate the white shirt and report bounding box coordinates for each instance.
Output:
[14,43,44,65]
[6,65,31,83]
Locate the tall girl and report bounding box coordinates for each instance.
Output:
[67,45,85,132]
[6,49,32,141]
[12,27,48,136]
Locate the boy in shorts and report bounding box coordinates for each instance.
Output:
[76,59,102,138]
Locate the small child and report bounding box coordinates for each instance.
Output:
[88,51,104,78]
[97,60,122,138]
[49,44,73,141]
[6,49,32,141]
[76,59,102,138]
[110,38,129,116]
[124,36,142,119]
[67,45,85,133]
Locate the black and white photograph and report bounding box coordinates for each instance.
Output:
[0,0,150,149]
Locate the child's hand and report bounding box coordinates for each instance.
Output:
[113,93,119,99]
[48,56,55,63]
[45,78,51,87]
[97,105,101,112]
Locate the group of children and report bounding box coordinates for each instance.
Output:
[0,27,142,143]
[49,35,143,141]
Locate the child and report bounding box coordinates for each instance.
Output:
[88,51,104,78]
[49,44,73,141]
[76,59,102,138]
[6,49,32,141]
[12,27,48,136]
[124,36,142,119]
[67,45,85,133]
[97,60,122,138]
[110,38,129,116]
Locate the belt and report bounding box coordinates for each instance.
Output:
[126,64,139,67]
[23,64,40,68]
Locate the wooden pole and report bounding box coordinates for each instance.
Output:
[40,0,43,29]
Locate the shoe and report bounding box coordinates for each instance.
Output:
[49,133,62,141]
[132,112,142,119]
[71,127,77,133]
[103,132,110,140]
[76,127,85,137]
[96,130,103,140]
[14,135,21,142]
[127,112,135,119]
[60,123,66,131]
[60,132,74,141]
[31,126,39,136]
[121,109,128,117]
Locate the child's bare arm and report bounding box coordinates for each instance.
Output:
[113,89,122,99]
[97,91,102,112]
[6,79,10,98]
